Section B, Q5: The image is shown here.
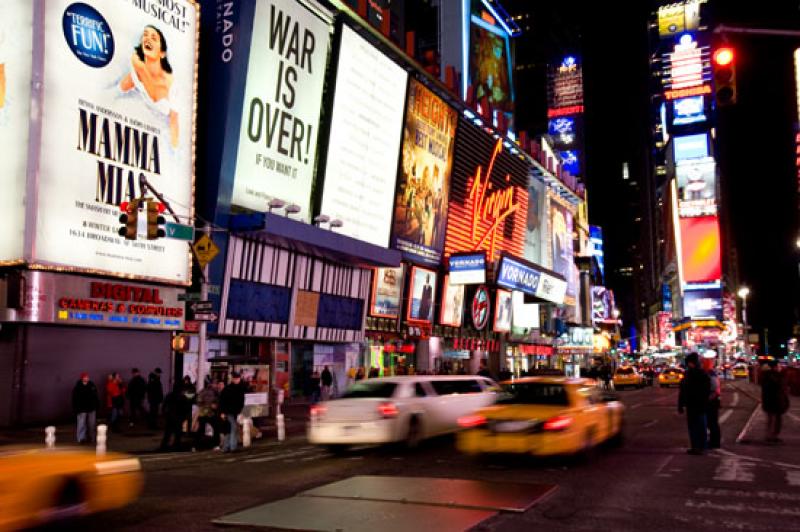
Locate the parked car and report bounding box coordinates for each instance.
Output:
[307,376,500,452]
[456,377,624,457]
[0,446,143,530]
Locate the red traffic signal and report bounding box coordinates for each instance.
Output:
[712,46,737,107]
[713,47,734,66]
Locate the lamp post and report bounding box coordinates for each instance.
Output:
[738,287,750,355]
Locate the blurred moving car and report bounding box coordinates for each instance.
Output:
[732,364,748,379]
[307,376,500,452]
[456,377,624,456]
[658,367,684,387]
[0,447,143,530]
[612,366,644,389]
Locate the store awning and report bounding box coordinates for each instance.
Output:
[229,212,401,268]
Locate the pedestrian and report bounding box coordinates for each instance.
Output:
[477,362,491,378]
[761,359,790,443]
[368,366,380,378]
[182,375,197,435]
[600,365,612,391]
[678,352,711,454]
[193,379,220,451]
[219,371,246,453]
[126,368,146,427]
[147,368,164,429]
[72,372,99,444]
[310,369,321,404]
[106,372,125,432]
[704,358,721,449]
[355,366,365,381]
[160,382,191,451]
[321,365,333,400]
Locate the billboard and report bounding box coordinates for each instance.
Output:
[676,157,716,216]
[0,0,32,263]
[524,176,547,266]
[30,0,198,283]
[321,25,407,246]
[511,290,539,329]
[683,288,723,320]
[493,289,512,333]
[547,115,580,151]
[370,265,404,319]
[673,133,709,162]
[679,216,721,284]
[560,150,580,177]
[444,118,529,262]
[391,78,457,262]
[672,95,706,126]
[448,253,486,285]
[657,1,704,38]
[469,15,514,125]
[232,0,330,220]
[439,275,465,327]
[550,201,574,295]
[548,56,583,110]
[589,225,605,281]
[592,286,613,323]
[407,265,437,323]
[496,255,567,305]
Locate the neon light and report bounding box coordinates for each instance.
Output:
[665,85,711,100]
[671,179,685,295]
[547,105,584,117]
[479,0,514,37]
[468,139,519,259]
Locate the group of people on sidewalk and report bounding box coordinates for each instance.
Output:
[71,368,250,453]
[678,352,791,454]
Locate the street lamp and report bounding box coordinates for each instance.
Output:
[738,286,750,355]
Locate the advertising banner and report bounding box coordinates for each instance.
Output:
[679,215,721,284]
[232,0,330,219]
[592,286,612,324]
[370,265,404,319]
[511,290,539,329]
[321,24,407,247]
[547,57,583,110]
[589,225,605,280]
[447,252,485,285]
[493,289,512,333]
[496,255,566,305]
[550,201,574,299]
[439,275,465,327]
[673,133,709,162]
[672,95,706,126]
[676,157,716,216]
[0,0,32,263]
[683,288,723,320]
[469,15,513,125]
[407,265,436,323]
[32,0,198,283]
[524,176,546,266]
[657,1,703,38]
[391,78,457,262]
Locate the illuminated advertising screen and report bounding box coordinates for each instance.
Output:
[493,289,512,333]
[444,117,529,262]
[679,216,721,283]
[683,288,723,320]
[511,290,539,329]
[548,56,583,110]
[676,157,716,216]
[665,34,707,90]
[391,78,457,262]
[672,95,706,126]
[232,0,330,220]
[469,15,514,122]
[559,150,580,176]
[407,266,437,323]
[673,133,709,162]
[657,1,703,38]
[320,25,407,246]
[547,115,580,150]
[524,176,546,266]
[550,201,574,294]
[589,225,605,280]
[496,255,566,305]
[592,286,612,323]
[0,0,32,262]
[439,275,465,327]
[33,0,198,283]
[370,265,404,319]
[448,253,486,285]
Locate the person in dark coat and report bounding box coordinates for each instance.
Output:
[126,368,147,427]
[219,371,247,452]
[321,366,333,400]
[704,358,722,449]
[160,382,191,451]
[678,352,711,454]
[761,359,790,443]
[147,368,164,429]
[72,372,99,444]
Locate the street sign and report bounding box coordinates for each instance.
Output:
[165,222,195,241]
[178,292,203,302]
[193,235,220,268]
[190,301,213,313]
[183,320,200,333]
[193,312,218,322]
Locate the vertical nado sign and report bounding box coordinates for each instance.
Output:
[29,0,199,283]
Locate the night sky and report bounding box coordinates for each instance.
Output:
[510,1,800,353]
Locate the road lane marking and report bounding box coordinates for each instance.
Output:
[731,392,739,407]
[629,403,643,410]
[242,449,318,463]
[715,448,800,470]
[714,457,755,482]
[686,499,800,516]
[696,487,800,502]
[642,420,659,428]
[719,409,733,425]
[736,403,761,443]
[654,455,674,476]
[787,471,800,486]
[788,413,800,424]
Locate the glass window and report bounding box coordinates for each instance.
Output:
[415,383,428,397]
[616,367,634,375]
[430,380,482,395]
[499,383,570,406]
[341,381,397,399]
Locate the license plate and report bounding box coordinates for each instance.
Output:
[341,425,358,434]
[493,421,534,433]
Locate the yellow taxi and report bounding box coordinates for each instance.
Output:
[732,364,748,378]
[612,366,644,389]
[658,367,684,388]
[456,377,624,457]
[0,447,143,530]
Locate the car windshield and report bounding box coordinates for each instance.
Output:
[498,383,570,406]
[341,381,397,399]
[666,369,683,375]
[616,367,634,375]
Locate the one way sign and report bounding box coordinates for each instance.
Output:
[190,301,213,313]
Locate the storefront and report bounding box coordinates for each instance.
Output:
[0,272,185,425]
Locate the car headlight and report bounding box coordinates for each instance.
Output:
[94,458,141,475]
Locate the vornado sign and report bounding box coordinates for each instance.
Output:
[496,255,566,305]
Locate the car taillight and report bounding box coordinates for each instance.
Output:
[378,402,399,418]
[310,404,326,418]
[457,414,487,428]
[679,375,684,379]
[542,415,573,431]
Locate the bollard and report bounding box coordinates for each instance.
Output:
[45,426,56,449]
[276,413,285,442]
[96,424,107,456]
[242,417,252,448]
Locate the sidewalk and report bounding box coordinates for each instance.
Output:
[0,400,311,455]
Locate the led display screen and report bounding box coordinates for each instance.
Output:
[679,216,721,283]
[320,25,408,246]
[673,95,706,125]
[560,150,580,176]
[673,133,709,162]
[469,15,514,126]
[524,176,547,266]
[683,288,723,320]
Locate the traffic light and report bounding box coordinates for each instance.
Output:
[146,200,166,240]
[118,199,140,240]
[712,46,736,106]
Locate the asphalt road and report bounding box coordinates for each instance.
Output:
[70,380,800,532]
